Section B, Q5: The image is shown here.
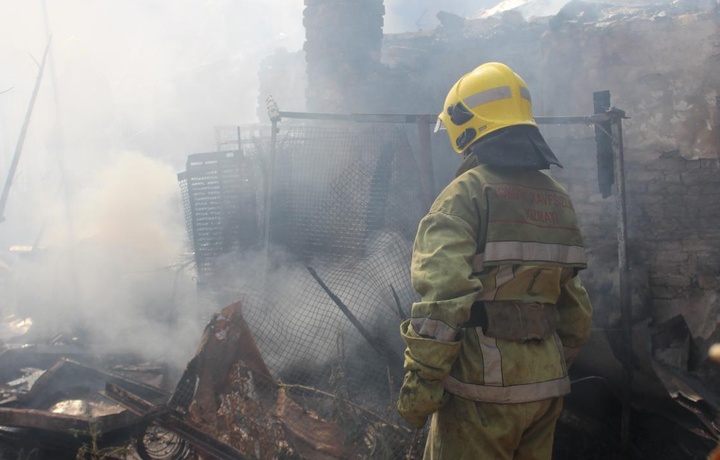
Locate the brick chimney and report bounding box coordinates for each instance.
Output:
[303,0,385,113]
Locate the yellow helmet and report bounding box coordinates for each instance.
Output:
[437,62,537,154]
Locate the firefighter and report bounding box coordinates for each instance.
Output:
[397,62,593,459]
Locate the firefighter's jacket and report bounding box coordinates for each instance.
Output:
[399,154,592,423]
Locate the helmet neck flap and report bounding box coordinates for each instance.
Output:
[456,125,563,177]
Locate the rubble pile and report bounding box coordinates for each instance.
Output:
[0,301,413,459]
[0,356,168,458]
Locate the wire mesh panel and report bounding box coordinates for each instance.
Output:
[270,125,423,259]
[178,149,264,280]
[179,123,428,459]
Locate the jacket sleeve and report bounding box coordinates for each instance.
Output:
[555,275,593,366]
[410,210,482,335]
[397,208,482,427]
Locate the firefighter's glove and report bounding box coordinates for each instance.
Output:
[398,370,447,428]
[397,320,461,428]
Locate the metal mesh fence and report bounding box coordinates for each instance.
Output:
[269,125,423,257]
[178,123,428,458]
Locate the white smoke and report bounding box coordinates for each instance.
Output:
[0,0,305,245]
[4,152,203,367]
[0,1,307,366]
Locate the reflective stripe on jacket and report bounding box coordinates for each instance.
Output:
[408,159,592,404]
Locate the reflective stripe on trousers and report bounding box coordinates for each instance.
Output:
[443,331,570,404]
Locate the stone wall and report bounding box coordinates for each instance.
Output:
[541,3,720,350]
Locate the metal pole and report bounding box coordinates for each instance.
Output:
[415,115,435,210]
[612,109,633,459]
[593,90,632,457]
[0,40,51,224]
[594,92,614,198]
[236,126,243,153]
[278,110,616,126]
[264,97,280,257]
[307,266,404,369]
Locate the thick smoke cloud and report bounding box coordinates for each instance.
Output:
[0,0,304,366]
[5,152,200,366]
[1,1,306,243]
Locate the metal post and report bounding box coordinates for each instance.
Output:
[594,90,632,457]
[264,96,280,257]
[415,115,436,210]
[613,109,632,459]
[237,126,243,153]
[594,91,615,198]
[0,40,51,224]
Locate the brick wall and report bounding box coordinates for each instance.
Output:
[549,135,720,344]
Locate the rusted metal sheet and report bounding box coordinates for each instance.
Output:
[104,301,354,460]
[169,301,360,459]
[180,300,274,426]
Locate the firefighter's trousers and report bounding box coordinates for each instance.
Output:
[423,393,563,460]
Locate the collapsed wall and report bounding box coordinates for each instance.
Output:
[542,2,720,365]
